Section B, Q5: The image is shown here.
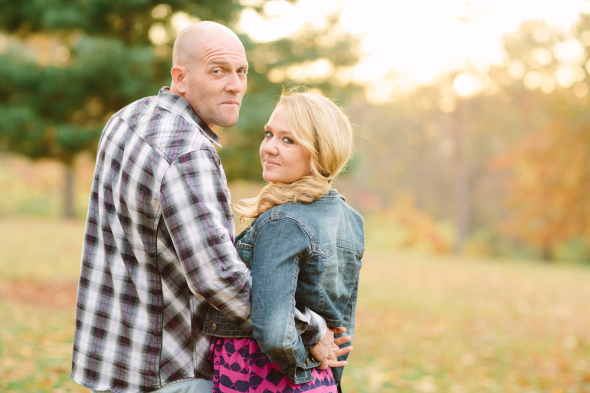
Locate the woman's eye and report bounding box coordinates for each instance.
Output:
[282,137,293,144]
[264,131,273,138]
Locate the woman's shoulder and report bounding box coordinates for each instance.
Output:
[243,204,311,246]
[255,189,358,221]
[251,203,305,231]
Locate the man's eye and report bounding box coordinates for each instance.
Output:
[238,69,248,74]
[212,69,223,74]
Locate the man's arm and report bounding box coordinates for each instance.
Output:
[160,149,252,331]
[294,306,326,349]
[295,307,352,367]
[309,326,353,369]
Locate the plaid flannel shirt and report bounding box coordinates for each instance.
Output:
[72,87,325,393]
[72,87,255,392]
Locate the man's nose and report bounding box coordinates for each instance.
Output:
[225,71,245,94]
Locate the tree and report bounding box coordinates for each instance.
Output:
[488,15,590,260]
[494,115,590,260]
[0,0,360,217]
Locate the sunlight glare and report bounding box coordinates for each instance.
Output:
[0,34,7,53]
[532,48,553,66]
[286,59,333,83]
[264,0,292,16]
[171,12,200,34]
[149,23,168,46]
[508,60,525,79]
[239,0,340,42]
[555,65,577,87]
[553,38,586,66]
[152,4,170,19]
[524,71,541,89]
[453,74,482,97]
[238,0,586,90]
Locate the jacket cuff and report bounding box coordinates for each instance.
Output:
[285,354,320,384]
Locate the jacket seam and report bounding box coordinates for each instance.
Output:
[252,217,313,255]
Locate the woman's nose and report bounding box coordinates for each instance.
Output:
[263,138,279,155]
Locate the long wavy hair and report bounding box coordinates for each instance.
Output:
[235,87,354,222]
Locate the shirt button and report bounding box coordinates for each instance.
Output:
[211,323,218,331]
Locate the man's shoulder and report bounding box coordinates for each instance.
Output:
[111,95,216,164]
[113,95,157,123]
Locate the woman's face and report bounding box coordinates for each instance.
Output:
[260,105,311,183]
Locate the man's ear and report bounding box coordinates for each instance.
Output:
[171,65,187,95]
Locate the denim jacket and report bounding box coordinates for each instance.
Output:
[202,189,365,386]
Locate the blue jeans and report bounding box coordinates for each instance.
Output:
[91,378,213,393]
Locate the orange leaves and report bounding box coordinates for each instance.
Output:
[495,121,590,252]
[367,194,452,254]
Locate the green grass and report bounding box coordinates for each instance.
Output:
[0,216,87,392]
[0,151,588,393]
[1,219,590,392]
[343,252,590,392]
[0,301,82,393]
[0,217,85,281]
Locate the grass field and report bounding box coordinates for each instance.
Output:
[1,218,589,392]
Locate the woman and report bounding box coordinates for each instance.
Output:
[203,88,365,393]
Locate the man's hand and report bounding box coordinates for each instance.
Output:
[309,326,353,370]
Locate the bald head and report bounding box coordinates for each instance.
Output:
[172,21,244,70]
[169,21,248,128]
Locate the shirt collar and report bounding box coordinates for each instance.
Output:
[157,86,222,147]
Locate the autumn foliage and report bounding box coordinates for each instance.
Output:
[494,120,590,259]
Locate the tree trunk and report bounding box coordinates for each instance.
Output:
[63,163,75,219]
[541,245,554,262]
[452,105,470,254]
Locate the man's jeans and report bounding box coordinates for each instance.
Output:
[91,378,213,393]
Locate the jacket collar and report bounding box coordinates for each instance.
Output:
[319,188,345,201]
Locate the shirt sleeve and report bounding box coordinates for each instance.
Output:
[160,149,252,332]
[251,218,321,382]
[294,306,327,350]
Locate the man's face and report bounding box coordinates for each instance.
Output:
[183,39,248,128]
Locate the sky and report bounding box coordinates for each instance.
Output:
[237,0,588,86]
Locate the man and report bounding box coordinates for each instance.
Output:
[71,22,349,393]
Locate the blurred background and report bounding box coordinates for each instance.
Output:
[1,0,590,392]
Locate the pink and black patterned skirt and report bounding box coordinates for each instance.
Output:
[209,337,338,393]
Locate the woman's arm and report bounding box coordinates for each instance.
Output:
[251,218,318,383]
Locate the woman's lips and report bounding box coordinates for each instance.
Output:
[264,159,280,168]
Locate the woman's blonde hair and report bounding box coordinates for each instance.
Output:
[235,87,354,222]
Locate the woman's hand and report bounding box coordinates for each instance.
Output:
[309,326,353,370]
